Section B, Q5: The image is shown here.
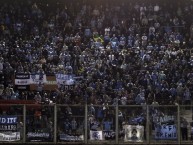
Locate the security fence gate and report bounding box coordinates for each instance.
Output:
[0,104,193,144]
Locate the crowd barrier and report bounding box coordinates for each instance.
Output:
[0,104,193,145]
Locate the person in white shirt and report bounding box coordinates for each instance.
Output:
[120,95,127,105]
[108,51,115,62]
[34,92,42,103]
[183,86,191,106]
[141,15,148,26]
[141,33,148,46]
[149,25,155,35]
[154,4,160,12]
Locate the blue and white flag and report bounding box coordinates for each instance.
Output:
[90,130,103,140]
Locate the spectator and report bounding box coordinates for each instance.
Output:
[0,0,192,111]
[34,92,42,103]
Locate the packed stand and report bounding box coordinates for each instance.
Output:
[0,0,192,107]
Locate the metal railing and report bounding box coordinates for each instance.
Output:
[0,104,193,144]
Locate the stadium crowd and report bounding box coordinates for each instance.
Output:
[0,0,193,142]
[0,0,193,107]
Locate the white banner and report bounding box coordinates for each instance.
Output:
[15,73,80,86]
[90,130,103,140]
[0,132,20,141]
[59,134,84,141]
[55,74,75,85]
[30,74,47,84]
[27,132,50,138]
[15,73,30,85]
[15,79,31,85]
[15,73,47,85]
[124,125,144,142]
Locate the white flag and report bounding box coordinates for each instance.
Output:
[124,125,144,142]
[90,130,103,140]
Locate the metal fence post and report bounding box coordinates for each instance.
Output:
[116,103,118,144]
[23,104,26,143]
[85,103,88,144]
[177,105,180,145]
[54,104,57,143]
[146,105,150,145]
